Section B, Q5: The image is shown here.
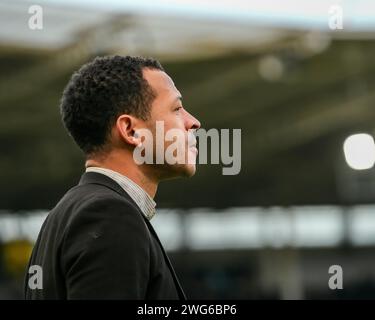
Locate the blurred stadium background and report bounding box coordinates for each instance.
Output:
[1,0,375,299]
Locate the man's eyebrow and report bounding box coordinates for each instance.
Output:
[171,95,182,106]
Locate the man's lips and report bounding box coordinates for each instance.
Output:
[189,145,198,154]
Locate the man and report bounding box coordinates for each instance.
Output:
[24,55,201,299]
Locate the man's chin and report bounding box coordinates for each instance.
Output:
[181,164,196,177]
[158,163,197,181]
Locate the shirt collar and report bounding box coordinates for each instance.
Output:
[85,167,156,220]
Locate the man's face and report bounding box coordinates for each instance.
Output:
[141,68,201,180]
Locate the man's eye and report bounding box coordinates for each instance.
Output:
[175,107,182,111]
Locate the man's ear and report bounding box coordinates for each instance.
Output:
[116,114,142,147]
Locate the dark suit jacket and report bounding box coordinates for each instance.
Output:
[24,172,186,300]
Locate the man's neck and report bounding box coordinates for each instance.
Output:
[85,152,158,198]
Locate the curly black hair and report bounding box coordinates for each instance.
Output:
[60,55,164,155]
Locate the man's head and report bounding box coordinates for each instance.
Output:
[60,55,200,181]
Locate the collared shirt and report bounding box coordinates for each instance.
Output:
[85,167,156,220]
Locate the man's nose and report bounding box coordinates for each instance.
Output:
[185,110,201,130]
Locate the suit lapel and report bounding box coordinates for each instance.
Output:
[143,218,187,300]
